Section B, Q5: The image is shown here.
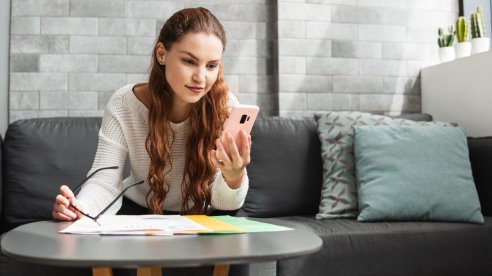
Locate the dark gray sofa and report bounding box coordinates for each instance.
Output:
[1,116,492,276]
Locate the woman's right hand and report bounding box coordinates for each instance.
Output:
[52,185,85,221]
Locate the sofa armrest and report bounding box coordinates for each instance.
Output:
[0,134,3,233]
[468,137,492,216]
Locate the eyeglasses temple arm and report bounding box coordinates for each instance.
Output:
[72,166,119,194]
[94,180,145,221]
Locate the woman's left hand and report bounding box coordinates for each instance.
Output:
[209,130,252,189]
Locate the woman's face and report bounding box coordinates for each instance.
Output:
[157,32,223,112]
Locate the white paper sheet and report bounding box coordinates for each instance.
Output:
[59,215,210,235]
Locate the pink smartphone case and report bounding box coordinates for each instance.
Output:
[223,104,260,146]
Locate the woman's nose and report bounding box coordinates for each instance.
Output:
[193,67,206,83]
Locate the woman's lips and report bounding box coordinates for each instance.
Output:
[186,86,204,93]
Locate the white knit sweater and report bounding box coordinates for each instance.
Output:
[76,84,249,216]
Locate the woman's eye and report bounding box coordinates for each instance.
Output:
[183,59,194,65]
[207,64,218,70]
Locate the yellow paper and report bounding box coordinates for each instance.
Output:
[185,215,246,233]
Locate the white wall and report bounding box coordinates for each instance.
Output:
[422,51,492,137]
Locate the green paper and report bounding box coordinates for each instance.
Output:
[199,216,292,235]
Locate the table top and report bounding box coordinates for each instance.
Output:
[1,218,322,268]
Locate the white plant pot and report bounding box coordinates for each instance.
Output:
[438,46,455,63]
[471,37,490,54]
[455,42,471,58]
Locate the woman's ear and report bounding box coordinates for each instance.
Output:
[156,42,166,65]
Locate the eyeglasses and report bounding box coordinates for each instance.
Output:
[68,166,144,225]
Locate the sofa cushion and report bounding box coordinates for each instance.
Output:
[314,111,452,220]
[274,216,492,276]
[241,117,323,217]
[3,118,102,228]
[354,125,483,223]
[468,137,492,216]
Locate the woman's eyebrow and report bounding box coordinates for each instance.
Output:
[179,51,220,63]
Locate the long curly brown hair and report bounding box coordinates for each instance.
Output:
[146,7,229,215]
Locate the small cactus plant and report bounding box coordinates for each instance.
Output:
[456,16,469,42]
[438,25,455,47]
[470,5,486,38]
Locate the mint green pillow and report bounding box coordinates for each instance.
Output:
[354,125,484,224]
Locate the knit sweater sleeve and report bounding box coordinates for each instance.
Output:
[210,170,249,210]
[76,95,129,216]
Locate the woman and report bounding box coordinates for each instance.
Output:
[52,7,251,222]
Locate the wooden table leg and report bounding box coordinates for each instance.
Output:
[92,267,113,276]
[137,266,163,276]
[213,264,230,276]
[93,265,225,276]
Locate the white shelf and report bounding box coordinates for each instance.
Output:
[421,50,492,137]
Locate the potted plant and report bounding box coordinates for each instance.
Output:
[455,16,471,58]
[438,25,455,62]
[470,5,490,54]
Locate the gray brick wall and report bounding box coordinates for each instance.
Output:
[9,0,277,122]
[9,0,458,121]
[277,0,458,116]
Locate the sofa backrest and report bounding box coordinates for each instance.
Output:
[2,116,491,230]
[240,117,324,217]
[2,116,324,228]
[2,117,102,230]
[241,115,492,218]
[468,137,492,216]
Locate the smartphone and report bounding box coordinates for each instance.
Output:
[222,104,260,147]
